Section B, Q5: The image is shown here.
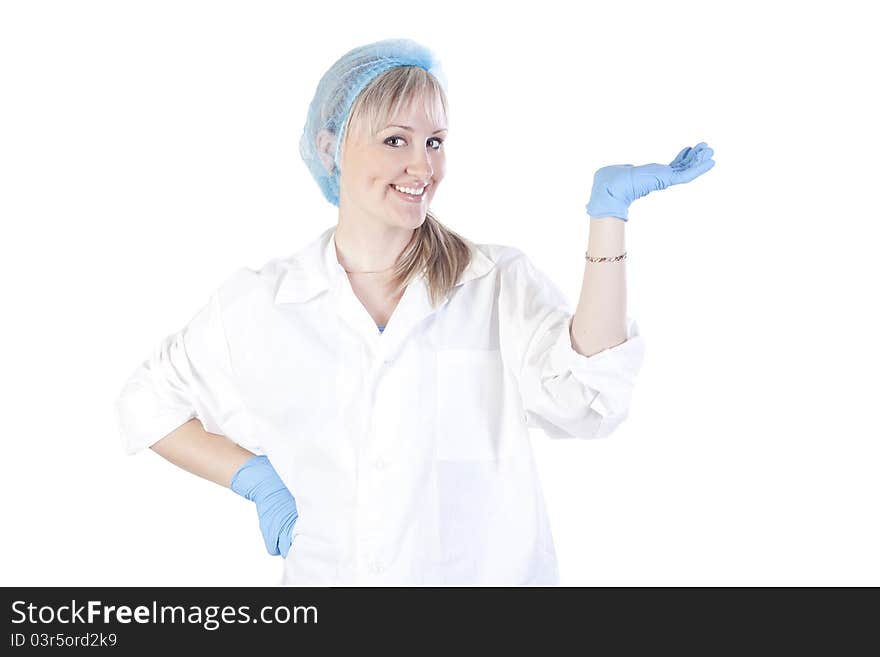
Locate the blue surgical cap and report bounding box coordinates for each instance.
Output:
[299,38,448,207]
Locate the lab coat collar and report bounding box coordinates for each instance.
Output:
[272,225,496,305]
[273,225,496,351]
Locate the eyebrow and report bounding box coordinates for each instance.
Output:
[386,124,448,134]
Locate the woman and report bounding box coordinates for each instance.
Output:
[115,38,715,586]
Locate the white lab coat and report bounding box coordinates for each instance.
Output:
[115,225,645,586]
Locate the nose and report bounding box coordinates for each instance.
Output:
[407,148,434,182]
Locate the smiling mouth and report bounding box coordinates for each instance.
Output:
[389,184,428,201]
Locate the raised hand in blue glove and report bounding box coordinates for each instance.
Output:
[585,142,715,221]
[230,454,298,558]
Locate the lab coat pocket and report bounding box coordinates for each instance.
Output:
[434,348,504,461]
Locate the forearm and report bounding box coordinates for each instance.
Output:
[570,217,627,357]
[150,418,255,488]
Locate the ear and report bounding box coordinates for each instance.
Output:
[315,129,337,176]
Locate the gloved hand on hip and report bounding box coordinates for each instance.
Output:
[230,454,298,558]
[585,142,715,221]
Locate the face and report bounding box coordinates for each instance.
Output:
[336,96,448,231]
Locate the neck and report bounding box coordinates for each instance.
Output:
[334,218,415,275]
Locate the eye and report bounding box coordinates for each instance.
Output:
[384,136,445,150]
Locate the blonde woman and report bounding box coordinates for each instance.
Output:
[115,38,714,586]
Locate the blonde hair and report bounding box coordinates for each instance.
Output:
[339,65,474,308]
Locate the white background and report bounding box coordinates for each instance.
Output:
[1,0,877,586]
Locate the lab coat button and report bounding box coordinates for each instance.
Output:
[382,359,392,367]
[373,458,387,470]
[369,561,385,574]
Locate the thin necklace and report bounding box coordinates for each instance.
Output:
[344,265,395,274]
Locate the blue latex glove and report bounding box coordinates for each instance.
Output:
[230,455,298,558]
[585,142,715,221]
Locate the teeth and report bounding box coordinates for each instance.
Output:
[393,184,425,196]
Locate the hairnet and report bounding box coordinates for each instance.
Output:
[299,38,449,207]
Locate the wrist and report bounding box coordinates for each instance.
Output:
[587,216,626,257]
[230,454,276,500]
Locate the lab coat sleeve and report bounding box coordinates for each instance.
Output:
[499,251,646,440]
[114,276,260,456]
